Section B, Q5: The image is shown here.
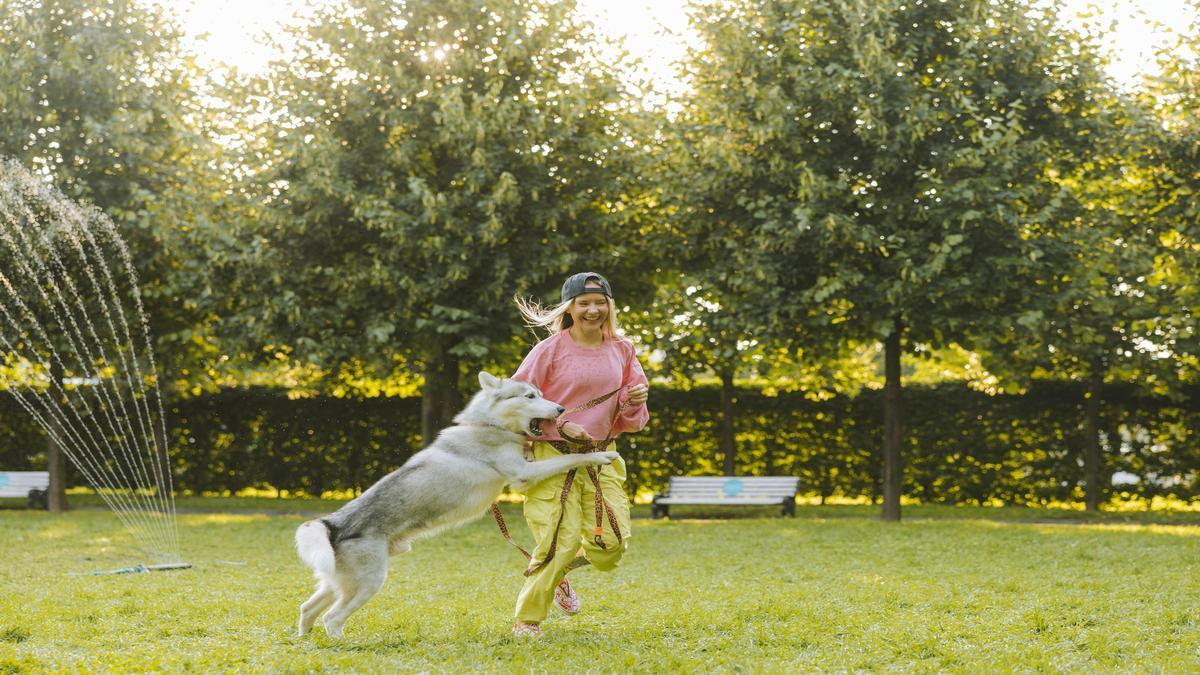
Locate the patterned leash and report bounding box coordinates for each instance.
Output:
[491,387,631,577]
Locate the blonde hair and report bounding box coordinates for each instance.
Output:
[514,292,621,338]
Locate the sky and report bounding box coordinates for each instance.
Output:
[160,0,1197,90]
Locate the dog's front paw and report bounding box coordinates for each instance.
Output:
[588,451,620,465]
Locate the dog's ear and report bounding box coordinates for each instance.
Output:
[478,371,502,390]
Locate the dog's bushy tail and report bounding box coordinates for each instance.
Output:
[295,520,336,578]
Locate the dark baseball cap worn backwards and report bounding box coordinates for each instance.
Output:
[561,272,613,302]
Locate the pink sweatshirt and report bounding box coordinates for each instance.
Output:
[512,330,649,442]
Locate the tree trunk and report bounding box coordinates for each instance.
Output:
[881,316,903,522]
[420,346,461,446]
[1083,371,1103,512]
[719,368,737,476]
[47,364,68,512]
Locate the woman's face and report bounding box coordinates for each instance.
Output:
[569,289,609,330]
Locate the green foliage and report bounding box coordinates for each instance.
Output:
[0,0,235,377]
[677,0,1111,347]
[631,383,1200,506]
[4,384,1197,506]
[976,89,1186,393]
[1141,8,1200,383]
[236,0,648,376]
[168,389,422,496]
[0,0,190,214]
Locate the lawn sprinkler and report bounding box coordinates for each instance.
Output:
[92,562,193,575]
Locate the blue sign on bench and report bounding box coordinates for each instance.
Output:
[722,478,743,497]
[0,474,9,489]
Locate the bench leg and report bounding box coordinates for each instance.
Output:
[782,499,795,517]
[28,489,49,510]
[651,502,668,519]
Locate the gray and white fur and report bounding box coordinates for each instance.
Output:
[294,370,618,638]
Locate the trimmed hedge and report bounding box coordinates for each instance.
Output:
[1,382,1197,504]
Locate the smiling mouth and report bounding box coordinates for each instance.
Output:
[527,418,543,435]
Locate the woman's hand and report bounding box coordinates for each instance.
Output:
[627,383,649,405]
[560,422,593,441]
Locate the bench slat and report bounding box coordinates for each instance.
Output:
[668,477,798,483]
[656,497,787,506]
[0,476,50,483]
[667,483,796,487]
[667,478,796,487]
[667,483,797,489]
[667,492,796,497]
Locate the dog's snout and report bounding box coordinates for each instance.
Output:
[556,405,565,414]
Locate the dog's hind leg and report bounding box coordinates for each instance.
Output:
[298,578,336,636]
[322,539,388,639]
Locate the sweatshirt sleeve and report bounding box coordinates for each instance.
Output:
[512,337,554,390]
[614,340,650,434]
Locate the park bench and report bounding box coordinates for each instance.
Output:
[0,471,50,509]
[650,476,800,518]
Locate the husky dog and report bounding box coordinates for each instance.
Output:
[294,371,618,638]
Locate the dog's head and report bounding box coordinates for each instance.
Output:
[455,371,564,436]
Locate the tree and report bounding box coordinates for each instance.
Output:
[0,0,224,346]
[240,0,648,442]
[0,0,224,506]
[1143,4,1200,384]
[652,3,841,476]
[978,101,1183,510]
[678,0,1110,519]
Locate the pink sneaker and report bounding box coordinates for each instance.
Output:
[512,621,542,638]
[554,577,581,615]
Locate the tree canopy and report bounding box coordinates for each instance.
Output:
[2,0,1198,511]
[228,0,653,438]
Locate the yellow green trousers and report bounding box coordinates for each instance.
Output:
[514,442,631,623]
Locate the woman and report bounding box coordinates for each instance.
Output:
[509,271,650,637]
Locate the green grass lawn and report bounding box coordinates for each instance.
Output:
[1,501,1198,672]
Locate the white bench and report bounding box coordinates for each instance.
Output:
[651,476,800,518]
[0,471,50,509]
